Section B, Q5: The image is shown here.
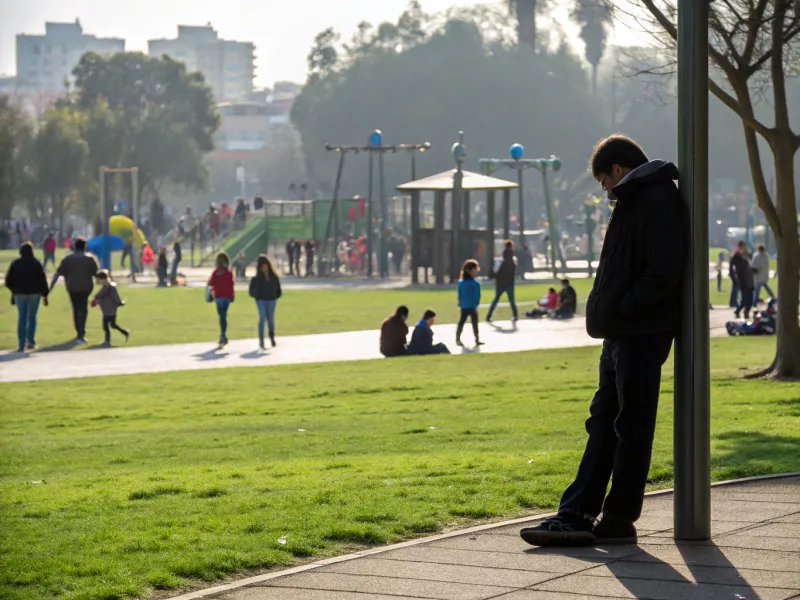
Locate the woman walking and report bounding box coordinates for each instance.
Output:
[486,240,518,322]
[249,254,282,350]
[5,242,49,352]
[456,259,484,347]
[208,252,235,347]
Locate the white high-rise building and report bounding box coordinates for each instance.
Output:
[16,20,125,95]
[148,25,255,102]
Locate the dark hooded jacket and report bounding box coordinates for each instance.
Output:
[585,160,686,340]
[493,247,516,289]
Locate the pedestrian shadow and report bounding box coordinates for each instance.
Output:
[459,345,483,354]
[39,340,78,353]
[602,543,761,599]
[489,322,518,334]
[0,352,31,363]
[193,349,229,361]
[240,350,268,360]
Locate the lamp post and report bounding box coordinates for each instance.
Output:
[479,146,564,279]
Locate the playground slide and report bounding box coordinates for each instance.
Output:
[221,217,268,266]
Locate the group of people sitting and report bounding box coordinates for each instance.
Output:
[526,279,578,319]
[379,306,450,357]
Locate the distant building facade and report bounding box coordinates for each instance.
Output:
[148,25,255,102]
[16,20,124,95]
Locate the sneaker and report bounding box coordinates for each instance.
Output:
[75,338,86,345]
[485,316,492,323]
[520,514,596,547]
[455,339,464,347]
[124,331,130,343]
[259,342,266,351]
[25,342,37,351]
[219,337,228,347]
[270,336,276,348]
[475,340,485,346]
[593,515,638,545]
[15,346,24,353]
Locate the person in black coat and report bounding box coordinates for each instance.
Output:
[406,309,450,355]
[521,134,686,548]
[486,240,518,322]
[5,242,49,351]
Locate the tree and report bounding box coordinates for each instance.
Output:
[71,52,219,209]
[33,107,88,229]
[571,0,614,94]
[507,0,548,50]
[621,0,800,379]
[0,96,22,222]
[307,28,341,82]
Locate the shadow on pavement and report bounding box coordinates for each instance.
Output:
[240,350,267,360]
[193,349,229,361]
[39,340,78,352]
[488,322,519,334]
[0,352,31,363]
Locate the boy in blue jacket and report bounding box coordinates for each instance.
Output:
[407,309,450,355]
[456,259,484,347]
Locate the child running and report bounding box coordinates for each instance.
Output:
[456,258,484,347]
[208,252,235,347]
[91,270,129,346]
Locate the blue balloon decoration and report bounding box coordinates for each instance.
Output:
[369,129,383,147]
[510,144,524,160]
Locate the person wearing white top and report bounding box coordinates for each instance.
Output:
[751,244,775,304]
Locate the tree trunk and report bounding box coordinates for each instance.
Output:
[771,137,800,379]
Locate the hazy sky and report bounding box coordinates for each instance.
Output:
[0,0,636,87]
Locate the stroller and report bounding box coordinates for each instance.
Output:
[726,298,777,336]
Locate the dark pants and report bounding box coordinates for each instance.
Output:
[559,333,674,523]
[456,308,479,342]
[306,257,314,277]
[102,314,128,343]
[736,286,754,319]
[487,285,518,320]
[287,254,294,274]
[69,291,90,339]
[381,347,406,358]
[729,280,739,307]
[43,252,55,271]
[429,343,450,355]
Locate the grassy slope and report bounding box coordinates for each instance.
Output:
[1,337,797,600]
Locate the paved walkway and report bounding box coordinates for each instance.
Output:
[0,312,734,384]
[171,474,800,600]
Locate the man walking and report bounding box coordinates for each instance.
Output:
[42,232,57,271]
[520,135,685,546]
[486,240,518,322]
[730,240,754,319]
[751,244,774,304]
[50,237,99,344]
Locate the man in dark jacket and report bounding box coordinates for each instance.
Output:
[50,237,99,344]
[5,242,49,351]
[380,305,409,357]
[555,279,578,318]
[406,310,450,355]
[521,134,685,547]
[730,240,755,319]
[486,240,518,322]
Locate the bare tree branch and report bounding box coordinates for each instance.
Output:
[707,78,772,140]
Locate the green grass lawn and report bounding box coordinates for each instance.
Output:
[2,337,797,600]
[1,277,773,351]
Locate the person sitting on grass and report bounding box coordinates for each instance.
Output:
[208,252,235,347]
[91,270,129,346]
[380,305,409,357]
[526,287,558,319]
[553,279,577,319]
[407,309,450,355]
[456,259,483,347]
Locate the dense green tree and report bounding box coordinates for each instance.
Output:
[0,97,30,222]
[71,52,219,208]
[33,107,88,229]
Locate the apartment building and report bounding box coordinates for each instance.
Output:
[148,25,255,102]
[16,20,124,94]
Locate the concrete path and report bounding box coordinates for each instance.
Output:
[170,474,800,600]
[0,312,735,384]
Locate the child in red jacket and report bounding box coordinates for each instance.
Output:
[208,253,235,346]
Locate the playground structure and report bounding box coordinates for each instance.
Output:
[397,132,519,284]
[98,166,141,276]
[196,196,410,271]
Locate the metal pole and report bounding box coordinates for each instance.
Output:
[674,0,710,542]
[99,166,110,271]
[541,170,559,279]
[330,152,346,274]
[367,152,374,278]
[131,168,139,282]
[379,150,388,278]
[517,168,526,247]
